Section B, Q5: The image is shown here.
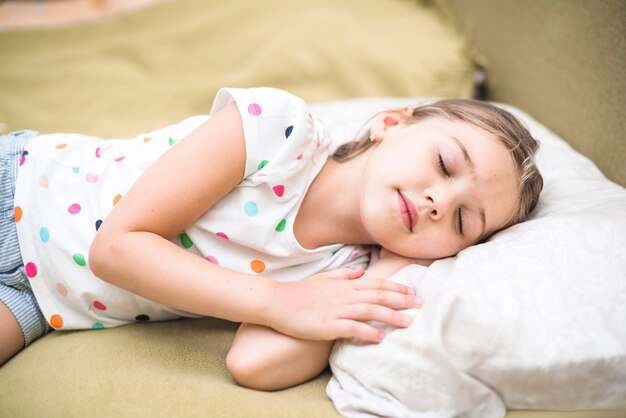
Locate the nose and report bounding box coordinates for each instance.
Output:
[424,187,452,221]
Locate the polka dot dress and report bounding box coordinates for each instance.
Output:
[13,87,371,331]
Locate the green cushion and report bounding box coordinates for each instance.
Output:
[0,0,474,138]
[0,318,340,417]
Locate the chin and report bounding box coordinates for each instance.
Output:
[388,241,456,260]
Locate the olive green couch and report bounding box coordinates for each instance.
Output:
[0,0,623,417]
[445,0,625,187]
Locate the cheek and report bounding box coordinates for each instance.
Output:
[420,235,462,259]
[390,231,464,260]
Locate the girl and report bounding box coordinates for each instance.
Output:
[0,87,542,390]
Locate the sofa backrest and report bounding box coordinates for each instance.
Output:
[445,0,625,186]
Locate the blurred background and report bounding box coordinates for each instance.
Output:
[0,0,165,28]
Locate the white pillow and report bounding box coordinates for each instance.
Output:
[308,99,626,418]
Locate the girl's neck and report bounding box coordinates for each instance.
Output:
[294,150,375,249]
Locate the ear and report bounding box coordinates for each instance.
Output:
[369,106,413,142]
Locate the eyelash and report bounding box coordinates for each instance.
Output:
[437,153,450,177]
[438,153,464,235]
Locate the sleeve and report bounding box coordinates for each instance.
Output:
[210,87,315,178]
[322,245,374,273]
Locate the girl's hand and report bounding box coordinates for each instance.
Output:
[265,266,422,343]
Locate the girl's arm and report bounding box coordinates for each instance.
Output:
[89,103,418,343]
[226,252,427,391]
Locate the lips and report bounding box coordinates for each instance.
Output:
[397,191,418,231]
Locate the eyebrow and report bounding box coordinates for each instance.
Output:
[449,135,486,238]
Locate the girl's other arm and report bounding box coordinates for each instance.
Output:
[226,254,425,391]
[89,103,418,342]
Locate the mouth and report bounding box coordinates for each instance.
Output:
[397,190,418,232]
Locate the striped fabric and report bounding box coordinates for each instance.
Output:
[0,130,50,345]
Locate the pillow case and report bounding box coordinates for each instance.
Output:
[307,99,626,418]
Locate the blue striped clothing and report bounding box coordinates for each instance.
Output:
[0,130,50,345]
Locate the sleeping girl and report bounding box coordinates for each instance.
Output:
[0,87,542,390]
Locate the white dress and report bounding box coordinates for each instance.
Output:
[14,87,370,330]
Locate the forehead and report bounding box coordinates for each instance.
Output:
[413,116,496,142]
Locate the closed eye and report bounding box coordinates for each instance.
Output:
[438,153,450,177]
[458,208,464,235]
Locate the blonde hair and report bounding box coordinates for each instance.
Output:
[332,99,543,234]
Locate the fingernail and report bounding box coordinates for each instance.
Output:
[413,296,424,307]
[377,331,385,342]
[401,314,413,325]
[407,287,416,295]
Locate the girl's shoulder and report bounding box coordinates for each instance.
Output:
[211,87,330,179]
[211,87,308,115]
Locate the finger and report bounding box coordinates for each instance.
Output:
[327,266,365,281]
[353,277,417,296]
[332,319,386,343]
[342,303,415,329]
[353,289,423,310]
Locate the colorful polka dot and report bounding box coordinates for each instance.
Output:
[19,151,27,166]
[68,203,81,214]
[275,219,286,232]
[244,201,259,216]
[216,232,229,239]
[258,160,269,170]
[38,175,49,188]
[92,323,105,329]
[25,262,37,278]
[95,219,103,231]
[73,253,87,266]
[95,147,102,158]
[285,126,293,138]
[50,314,64,329]
[39,227,50,242]
[135,314,150,322]
[93,301,107,311]
[296,154,303,160]
[180,232,193,248]
[113,194,122,206]
[168,137,176,146]
[248,103,262,116]
[206,256,219,265]
[14,206,22,222]
[349,250,360,261]
[55,143,67,149]
[56,283,68,297]
[143,136,152,143]
[85,172,99,183]
[272,185,285,197]
[250,259,266,273]
[114,156,125,162]
[72,166,80,174]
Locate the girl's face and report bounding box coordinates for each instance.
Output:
[360,111,519,259]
